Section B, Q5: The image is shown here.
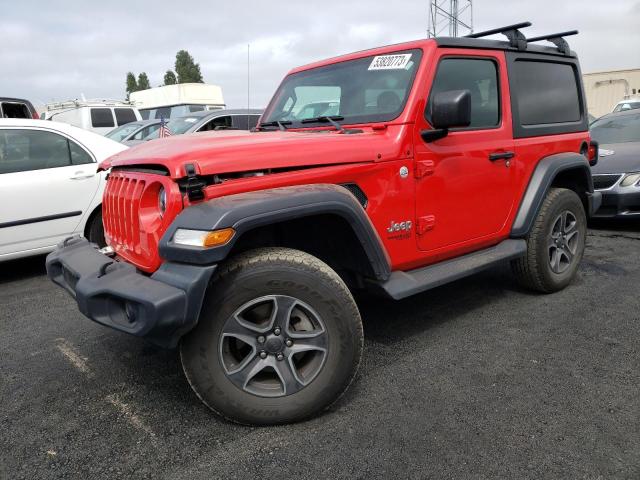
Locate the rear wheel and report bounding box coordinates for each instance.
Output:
[180,247,363,425]
[511,188,586,293]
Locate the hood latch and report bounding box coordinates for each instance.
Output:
[184,163,206,202]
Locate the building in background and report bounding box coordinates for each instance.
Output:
[130,83,225,120]
[583,68,640,118]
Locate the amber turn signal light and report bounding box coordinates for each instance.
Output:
[203,228,235,247]
[173,228,235,248]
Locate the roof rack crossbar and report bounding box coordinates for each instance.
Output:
[465,22,532,51]
[527,30,578,55]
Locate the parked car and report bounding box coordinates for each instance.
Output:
[0,119,127,262]
[105,120,161,145]
[47,23,598,425]
[1,97,38,119]
[43,100,142,135]
[141,109,263,142]
[590,109,640,217]
[612,99,640,113]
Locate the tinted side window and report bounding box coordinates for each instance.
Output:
[0,129,70,174]
[133,124,160,140]
[154,107,171,119]
[1,102,31,119]
[428,58,500,129]
[69,141,93,165]
[231,115,249,130]
[513,61,580,125]
[90,108,115,128]
[140,110,150,120]
[200,116,233,131]
[114,108,137,126]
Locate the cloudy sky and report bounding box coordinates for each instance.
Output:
[2,0,639,110]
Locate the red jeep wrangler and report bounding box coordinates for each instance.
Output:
[47,23,600,425]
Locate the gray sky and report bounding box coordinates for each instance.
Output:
[2,0,639,110]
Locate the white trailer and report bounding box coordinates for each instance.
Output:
[129,83,225,120]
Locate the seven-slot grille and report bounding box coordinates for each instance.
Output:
[593,174,622,190]
[103,174,146,252]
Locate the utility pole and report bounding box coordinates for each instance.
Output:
[427,0,473,38]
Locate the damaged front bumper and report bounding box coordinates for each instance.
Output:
[46,236,215,348]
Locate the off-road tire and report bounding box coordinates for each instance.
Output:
[180,247,364,425]
[511,188,586,293]
[87,210,106,249]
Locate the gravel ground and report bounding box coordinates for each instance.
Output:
[1,222,639,479]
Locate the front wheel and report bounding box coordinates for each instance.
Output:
[511,188,587,293]
[180,248,364,425]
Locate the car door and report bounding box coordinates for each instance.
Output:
[0,128,100,256]
[414,50,516,252]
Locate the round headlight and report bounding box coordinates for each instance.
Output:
[158,186,167,215]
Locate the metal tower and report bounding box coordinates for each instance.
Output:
[427,0,473,38]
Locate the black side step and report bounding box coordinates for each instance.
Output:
[379,239,527,300]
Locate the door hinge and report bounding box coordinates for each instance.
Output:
[417,215,436,235]
[414,160,435,179]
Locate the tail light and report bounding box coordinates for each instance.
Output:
[32,110,40,119]
[588,141,599,167]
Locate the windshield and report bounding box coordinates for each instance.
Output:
[261,49,422,127]
[590,112,640,144]
[613,101,640,113]
[105,123,142,141]
[143,116,201,140]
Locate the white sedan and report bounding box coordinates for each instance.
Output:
[0,119,127,262]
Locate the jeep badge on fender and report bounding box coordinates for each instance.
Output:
[46,22,599,425]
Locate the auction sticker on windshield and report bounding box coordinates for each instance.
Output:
[369,54,413,71]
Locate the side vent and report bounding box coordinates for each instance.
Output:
[340,183,368,209]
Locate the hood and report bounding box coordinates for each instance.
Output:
[103,127,410,177]
[591,142,640,174]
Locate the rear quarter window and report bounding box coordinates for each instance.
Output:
[513,60,581,125]
[506,53,587,138]
[90,108,115,128]
[114,108,137,126]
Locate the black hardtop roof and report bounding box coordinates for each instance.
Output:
[435,36,577,58]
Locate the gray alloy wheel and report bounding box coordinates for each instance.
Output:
[219,295,328,397]
[179,247,363,425]
[548,210,579,274]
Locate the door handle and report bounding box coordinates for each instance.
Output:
[489,151,515,162]
[70,173,94,180]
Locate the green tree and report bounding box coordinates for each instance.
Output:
[125,72,138,99]
[175,50,204,83]
[164,70,177,85]
[137,72,151,91]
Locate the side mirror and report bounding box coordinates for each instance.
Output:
[421,89,472,143]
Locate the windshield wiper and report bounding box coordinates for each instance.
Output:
[300,116,345,132]
[257,120,291,131]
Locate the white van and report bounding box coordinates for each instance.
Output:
[42,100,142,135]
[130,83,225,120]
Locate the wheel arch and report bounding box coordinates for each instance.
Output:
[158,184,392,283]
[511,152,597,238]
[83,203,102,239]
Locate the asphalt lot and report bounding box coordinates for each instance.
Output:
[2,222,639,479]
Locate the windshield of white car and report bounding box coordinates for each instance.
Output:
[106,123,142,141]
[591,112,640,144]
[613,102,640,113]
[261,49,422,128]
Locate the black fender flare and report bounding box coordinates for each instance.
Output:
[510,152,600,238]
[159,184,392,281]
